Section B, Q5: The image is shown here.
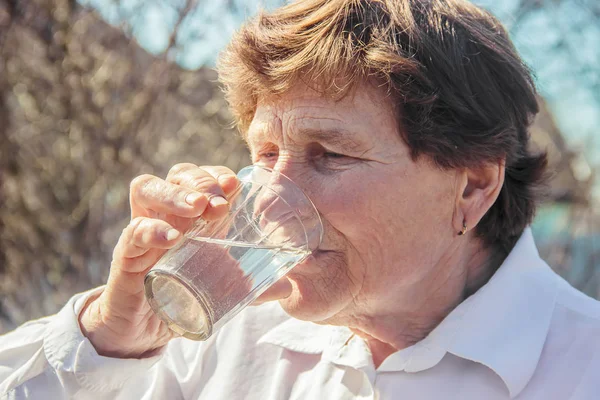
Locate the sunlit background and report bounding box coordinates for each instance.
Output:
[0,0,598,332]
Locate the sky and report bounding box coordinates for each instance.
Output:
[81,0,600,199]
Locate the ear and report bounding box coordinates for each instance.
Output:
[454,159,505,235]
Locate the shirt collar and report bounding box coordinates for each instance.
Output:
[257,228,559,398]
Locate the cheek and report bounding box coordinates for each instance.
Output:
[315,180,367,238]
[317,167,455,267]
[317,171,409,242]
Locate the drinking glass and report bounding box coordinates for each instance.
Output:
[144,165,323,340]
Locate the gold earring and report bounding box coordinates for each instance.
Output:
[458,221,467,236]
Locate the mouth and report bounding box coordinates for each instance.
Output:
[290,248,336,274]
[307,248,334,258]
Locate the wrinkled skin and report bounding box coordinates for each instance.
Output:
[80,81,503,366]
[246,82,503,363]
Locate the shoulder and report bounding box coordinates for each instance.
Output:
[522,273,600,396]
[539,276,600,383]
[543,270,600,350]
[553,274,600,327]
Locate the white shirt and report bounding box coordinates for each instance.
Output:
[1,228,599,399]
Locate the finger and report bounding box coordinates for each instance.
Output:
[130,174,210,220]
[165,163,197,182]
[104,247,168,306]
[252,278,293,306]
[113,248,166,278]
[166,164,230,220]
[159,214,197,236]
[198,165,239,196]
[114,217,182,261]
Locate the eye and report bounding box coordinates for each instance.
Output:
[254,143,279,162]
[324,151,345,159]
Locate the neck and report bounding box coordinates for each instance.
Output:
[344,238,505,368]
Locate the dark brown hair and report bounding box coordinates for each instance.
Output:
[217,0,548,254]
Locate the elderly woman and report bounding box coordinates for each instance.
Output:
[1,0,599,399]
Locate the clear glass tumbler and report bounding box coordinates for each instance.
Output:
[144,165,323,340]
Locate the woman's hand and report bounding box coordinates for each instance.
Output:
[78,164,238,358]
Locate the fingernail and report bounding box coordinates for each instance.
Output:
[185,192,203,206]
[209,195,228,207]
[165,229,180,241]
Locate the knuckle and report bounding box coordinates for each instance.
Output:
[200,165,235,178]
[168,163,196,179]
[128,217,151,243]
[130,174,154,195]
[188,175,220,192]
[134,220,157,243]
[129,216,146,231]
[220,166,236,176]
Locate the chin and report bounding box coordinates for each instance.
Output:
[277,279,332,321]
[279,250,354,322]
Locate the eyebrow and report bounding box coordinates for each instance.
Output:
[294,127,366,152]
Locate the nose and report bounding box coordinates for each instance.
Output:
[248,164,322,251]
[271,159,322,223]
[271,156,315,201]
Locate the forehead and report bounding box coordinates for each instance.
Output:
[246,81,398,144]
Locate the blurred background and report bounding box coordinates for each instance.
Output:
[0,0,598,333]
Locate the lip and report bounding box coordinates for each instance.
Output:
[308,248,333,256]
[291,248,334,272]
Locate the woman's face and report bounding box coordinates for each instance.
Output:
[247,82,460,324]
